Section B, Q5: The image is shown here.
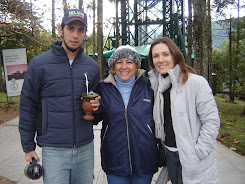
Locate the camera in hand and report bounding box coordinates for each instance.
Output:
[24,157,43,180]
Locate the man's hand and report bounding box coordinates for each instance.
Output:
[25,151,40,162]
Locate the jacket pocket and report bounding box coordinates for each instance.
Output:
[181,152,217,180]
[42,99,48,135]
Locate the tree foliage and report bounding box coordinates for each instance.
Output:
[211,0,244,100]
[0,0,54,57]
[212,17,245,99]
[212,0,235,15]
[0,0,55,92]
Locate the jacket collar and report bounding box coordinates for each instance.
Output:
[168,64,181,85]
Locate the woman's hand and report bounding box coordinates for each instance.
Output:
[90,96,101,111]
[81,96,101,111]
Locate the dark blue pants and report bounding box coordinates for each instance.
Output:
[166,149,183,184]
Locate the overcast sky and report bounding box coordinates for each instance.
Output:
[29,0,244,35]
[29,0,115,35]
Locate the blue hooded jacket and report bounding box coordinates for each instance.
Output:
[19,41,100,152]
[93,70,158,177]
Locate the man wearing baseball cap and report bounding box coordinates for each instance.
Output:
[19,9,100,184]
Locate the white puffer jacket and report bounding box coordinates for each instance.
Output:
[148,67,221,184]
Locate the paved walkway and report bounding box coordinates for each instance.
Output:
[0,117,245,184]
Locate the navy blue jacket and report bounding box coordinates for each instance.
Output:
[93,70,158,177]
[19,41,100,152]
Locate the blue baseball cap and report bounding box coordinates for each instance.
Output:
[62,9,87,26]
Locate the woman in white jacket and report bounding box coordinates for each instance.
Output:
[148,37,221,184]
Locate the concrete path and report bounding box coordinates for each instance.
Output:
[0,117,245,184]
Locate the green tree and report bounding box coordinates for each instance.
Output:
[211,18,245,100]
[0,0,54,92]
[212,0,244,100]
[212,45,229,92]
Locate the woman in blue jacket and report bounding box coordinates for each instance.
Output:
[93,45,158,184]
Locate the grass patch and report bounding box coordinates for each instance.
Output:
[0,93,20,125]
[0,93,20,109]
[215,96,245,156]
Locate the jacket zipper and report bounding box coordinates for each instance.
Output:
[125,106,133,174]
[113,77,139,175]
[70,63,76,147]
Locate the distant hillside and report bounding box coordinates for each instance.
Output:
[212,20,228,49]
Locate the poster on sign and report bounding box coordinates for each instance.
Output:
[2,48,27,97]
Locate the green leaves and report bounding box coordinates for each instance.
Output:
[0,0,53,63]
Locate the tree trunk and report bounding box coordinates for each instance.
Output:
[193,0,209,80]
[30,0,37,56]
[63,0,67,14]
[207,0,212,82]
[0,52,3,92]
[202,1,209,80]
[187,0,193,67]
[228,16,234,101]
[52,0,55,38]
[232,0,240,100]
[93,0,96,59]
[193,1,202,75]
[97,0,104,79]
[79,0,84,11]
[115,0,119,48]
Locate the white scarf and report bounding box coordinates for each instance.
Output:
[148,65,181,141]
[153,74,171,141]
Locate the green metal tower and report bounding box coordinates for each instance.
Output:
[105,0,186,56]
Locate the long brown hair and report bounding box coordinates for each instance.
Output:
[148,37,195,84]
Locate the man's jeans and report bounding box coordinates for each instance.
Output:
[166,149,183,184]
[106,174,153,184]
[42,141,94,184]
